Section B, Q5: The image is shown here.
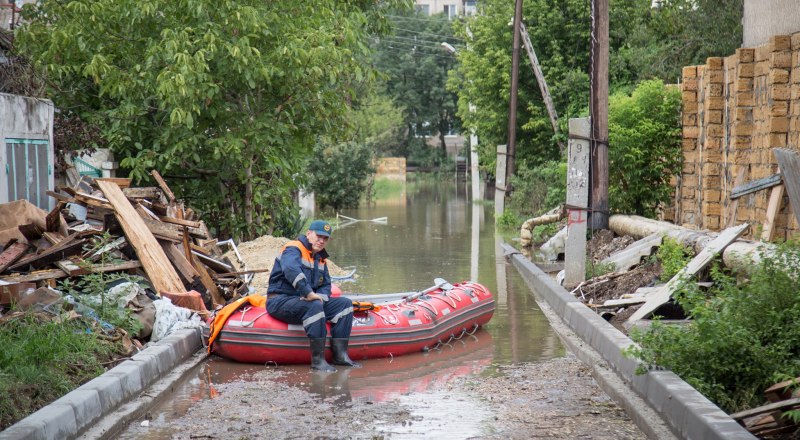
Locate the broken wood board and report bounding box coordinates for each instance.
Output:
[600,232,662,272]
[192,259,226,306]
[150,170,177,203]
[726,167,748,228]
[627,223,749,322]
[730,397,800,422]
[96,180,185,295]
[95,177,132,188]
[9,233,87,271]
[192,251,233,273]
[774,148,800,226]
[161,242,201,283]
[123,187,163,200]
[158,215,201,229]
[762,184,785,242]
[730,173,782,200]
[0,242,30,273]
[1,269,69,283]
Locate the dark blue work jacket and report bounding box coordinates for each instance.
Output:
[267,235,332,299]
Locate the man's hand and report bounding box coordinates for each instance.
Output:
[304,292,325,302]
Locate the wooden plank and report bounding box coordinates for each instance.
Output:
[773,149,800,226]
[730,173,782,200]
[42,232,65,245]
[628,223,749,322]
[96,180,185,295]
[726,167,748,228]
[46,190,72,202]
[161,242,200,283]
[601,232,662,272]
[730,397,800,421]
[0,242,30,273]
[193,260,226,306]
[56,259,143,276]
[122,187,162,200]
[158,215,201,229]
[74,192,114,210]
[761,184,785,242]
[141,217,183,242]
[94,177,131,189]
[45,201,66,232]
[9,233,86,271]
[1,269,68,283]
[150,170,176,203]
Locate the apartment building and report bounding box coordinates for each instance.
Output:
[414,0,477,18]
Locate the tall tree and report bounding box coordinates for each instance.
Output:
[16,0,408,240]
[373,12,461,160]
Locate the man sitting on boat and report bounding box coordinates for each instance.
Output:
[266,220,361,372]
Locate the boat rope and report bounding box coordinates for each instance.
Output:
[445,290,463,302]
[377,307,400,325]
[465,323,480,335]
[429,293,457,309]
[416,298,439,316]
[234,306,267,327]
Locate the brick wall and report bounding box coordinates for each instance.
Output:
[375,157,406,181]
[676,34,800,240]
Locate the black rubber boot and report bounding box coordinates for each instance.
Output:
[310,338,335,372]
[331,338,361,368]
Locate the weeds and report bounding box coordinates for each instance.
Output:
[0,313,120,429]
[654,237,692,281]
[626,240,800,413]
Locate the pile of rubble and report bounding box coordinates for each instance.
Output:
[0,171,257,342]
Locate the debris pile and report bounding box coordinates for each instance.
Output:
[0,171,256,343]
[732,377,800,437]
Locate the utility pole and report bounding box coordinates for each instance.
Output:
[520,22,562,151]
[589,0,609,230]
[505,0,523,191]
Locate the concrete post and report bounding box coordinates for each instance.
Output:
[565,118,590,287]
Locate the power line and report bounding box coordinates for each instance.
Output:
[385,13,450,23]
[391,25,465,42]
[377,35,463,49]
[379,39,455,53]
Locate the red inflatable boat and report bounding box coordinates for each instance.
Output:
[207,280,495,365]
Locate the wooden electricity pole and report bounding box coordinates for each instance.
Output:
[520,22,561,148]
[589,0,609,230]
[505,0,523,191]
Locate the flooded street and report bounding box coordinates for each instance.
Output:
[117,176,644,439]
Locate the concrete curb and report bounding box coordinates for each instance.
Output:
[503,243,755,440]
[0,328,204,440]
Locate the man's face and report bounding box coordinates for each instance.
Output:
[306,230,330,253]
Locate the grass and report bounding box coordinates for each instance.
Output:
[370,178,406,201]
[0,311,124,430]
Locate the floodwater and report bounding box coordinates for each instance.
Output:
[117,175,565,439]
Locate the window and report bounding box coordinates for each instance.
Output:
[465,0,477,16]
[5,138,51,210]
[415,4,429,15]
[443,4,456,19]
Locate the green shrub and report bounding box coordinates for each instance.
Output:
[655,237,693,281]
[609,80,682,216]
[626,241,800,413]
[496,211,522,232]
[307,141,375,211]
[508,160,567,219]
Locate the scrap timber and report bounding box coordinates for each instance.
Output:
[0,173,248,309]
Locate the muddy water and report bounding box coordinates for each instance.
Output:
[118,175,565,439]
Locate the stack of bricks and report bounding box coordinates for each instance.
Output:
[678,65,700,228]
[675,34,800,240]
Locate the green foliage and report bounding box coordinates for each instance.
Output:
[609,80,682,216]
[626,241,800,413]
[374,11,460,160]
[655,237,693,281]
[617,0,743,82]
[371,178,406,202]
[586,260,616,280]
[307,141,375,212]
[449,0,738,182]
[530,222,562,245]
[496,211,522,232]
[0,313,120,429]
[16,0,409,241]
[508,160,567,219]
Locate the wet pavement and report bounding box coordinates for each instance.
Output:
[116,176,645,439]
